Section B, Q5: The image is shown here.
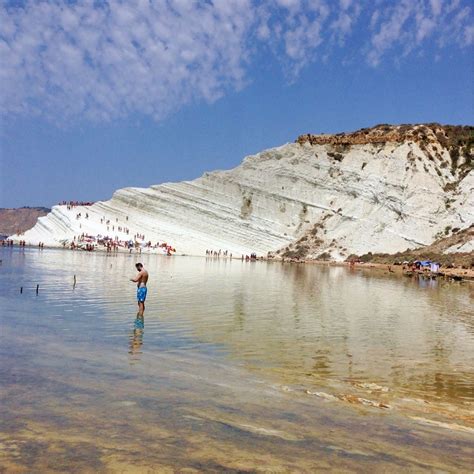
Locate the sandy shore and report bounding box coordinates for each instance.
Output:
[301,259,474,281]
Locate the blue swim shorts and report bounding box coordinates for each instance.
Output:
[137,286,147,302]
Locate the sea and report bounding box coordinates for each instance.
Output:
[1,247,473,471]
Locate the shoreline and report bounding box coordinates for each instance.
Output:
[3,241,474,282]
[301,258,474,282]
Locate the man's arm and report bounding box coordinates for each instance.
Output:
[130,270,143,282]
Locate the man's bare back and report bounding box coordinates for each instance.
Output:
[134,268,149,287]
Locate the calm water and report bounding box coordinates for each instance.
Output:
[1,247,473,472]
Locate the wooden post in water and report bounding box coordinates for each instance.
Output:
[73,275,76,289]
[36,284,39,295]
[20,287,23,294]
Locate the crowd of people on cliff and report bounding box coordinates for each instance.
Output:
[64,210,178,254]
[60,201,95,209]
[67,232,176,255]
[4,203,179,256]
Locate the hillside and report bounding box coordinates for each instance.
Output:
[0,207,50,237]
[276,124,473,260]
[343,225,474,268]
[11,124,473,260]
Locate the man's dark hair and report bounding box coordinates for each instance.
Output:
[135,263,143,270]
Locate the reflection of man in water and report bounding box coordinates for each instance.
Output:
[130,262,148,316]
[129,315,144,357]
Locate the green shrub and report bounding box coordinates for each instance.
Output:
[359,252,374,262]
[317,252,331,261]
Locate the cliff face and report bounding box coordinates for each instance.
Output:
[13,124,473,260]
[0,207,50,237]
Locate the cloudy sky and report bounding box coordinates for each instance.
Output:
[1,0,473,207]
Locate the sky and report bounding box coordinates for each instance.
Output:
[0,0,473,208]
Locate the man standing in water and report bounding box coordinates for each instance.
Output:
[130,263,148,316]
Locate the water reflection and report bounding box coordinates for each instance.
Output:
[129,315,144,359]
[2,248,474,471]
[409,273,439,289]
[2,248,473,407]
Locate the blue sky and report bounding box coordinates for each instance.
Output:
[1,0,473,208]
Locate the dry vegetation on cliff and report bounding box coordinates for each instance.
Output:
[297,123,473,176]
[346,226,474,268]
[297,123,473,149]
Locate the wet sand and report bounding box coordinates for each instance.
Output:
[1,330,473,473]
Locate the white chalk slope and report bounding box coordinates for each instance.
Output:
[14,130,474,259]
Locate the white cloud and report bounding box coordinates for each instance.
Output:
[0,0,472,123]
[368,0,473,66]
[0,0,256,122]
[331,1,361,45]
[465,24,474,45]
[430,0,442,16]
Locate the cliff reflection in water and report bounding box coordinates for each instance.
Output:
[1,247,474,471]
[156,259,474,405]
[3,247,474,407]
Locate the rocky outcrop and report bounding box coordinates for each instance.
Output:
[0,207,50,237]
[297,123,473,149]
[13,124,473,260]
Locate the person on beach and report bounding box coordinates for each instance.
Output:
[130,263,148,316]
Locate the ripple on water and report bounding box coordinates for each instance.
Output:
[1,248,474,418]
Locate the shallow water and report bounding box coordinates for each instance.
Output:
[1,247,473,472]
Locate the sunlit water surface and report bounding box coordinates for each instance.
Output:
[1,248,473,472]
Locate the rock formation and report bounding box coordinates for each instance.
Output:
[0,207,50,238]
[12,124,473,260]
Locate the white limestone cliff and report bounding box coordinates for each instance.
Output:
[12,125,474,260]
